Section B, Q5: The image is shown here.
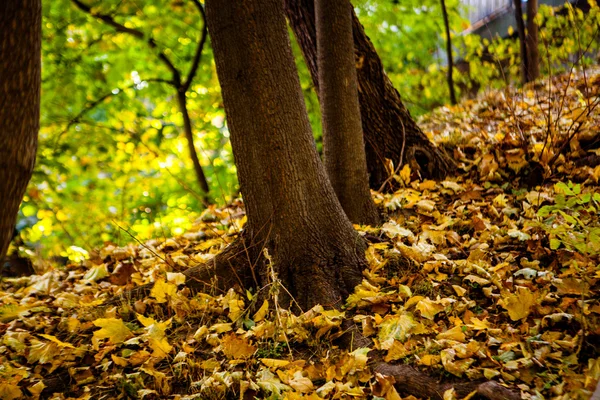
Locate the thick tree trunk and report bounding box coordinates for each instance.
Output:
[316,0,379,225]
[526,0,540,82]
[284,0,454,190]
[513,0,530,84]
[440,0,457,105]
[0,1,41,262]
[206,0,366,311]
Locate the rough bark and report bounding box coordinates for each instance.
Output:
[440,0,457,105]
[526,0,540,82]
[0,0,41,262]
[316,0,379,225]
[513,0,530,84]
[374,363,521,400]
[284,0,454,190]
[206,0,366,311]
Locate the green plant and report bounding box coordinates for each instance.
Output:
[535,181,600,254]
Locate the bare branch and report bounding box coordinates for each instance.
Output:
[182,0,208,92]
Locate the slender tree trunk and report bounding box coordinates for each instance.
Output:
[513,0,530,84]
[206,0,366,310]
[176,91,211,201]
[526,0,539,82]
[0,0,41,262]
[284,0,454,190]
[440,0,457,105]
[316,0,379,225]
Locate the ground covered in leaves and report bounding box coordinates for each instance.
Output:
[1,69,600,400]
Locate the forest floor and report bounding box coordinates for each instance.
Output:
[1,68,600,400]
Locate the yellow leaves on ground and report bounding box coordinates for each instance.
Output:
[261,358,290,368]
[221,333,256,359]
[92,318,133,348]
[500,287,539,321]
[415,297,447,320]
[436,325,466,342]
[0,383,22,400]
[2,70,600,399]
[83,263,108,282]
[38,334,75,348]
[27,339,60,364]
[377,313,416,349]
[150,278,177,303]
[137,314,173,358]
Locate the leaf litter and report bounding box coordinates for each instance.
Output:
[1,69,600,399]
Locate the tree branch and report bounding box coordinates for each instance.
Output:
[182,0,208,92]
[70,0,181,84]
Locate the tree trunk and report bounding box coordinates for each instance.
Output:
[177,90,211,202]
[513,0,530,84]
[526,0,539,82]
[316,0,379,225]
[205,0,366,311]
[440,0,457,105]
[0,0,41,262]
[284,0,454,190]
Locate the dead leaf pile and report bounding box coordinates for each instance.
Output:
[1,70,600,399]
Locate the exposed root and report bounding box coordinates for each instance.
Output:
[374,363,521,400]
[409,144,456,181]
[102,237,253,307]
[339,325,520,400]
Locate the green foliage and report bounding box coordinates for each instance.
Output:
[355,0,467,112]
[535,182,600,255]
[24,0,235,257]
[21,0,600,258]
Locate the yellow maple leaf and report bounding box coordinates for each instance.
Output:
[467,317,490,330]
[436,325,466,342]
[452,285,467,297]
[150,278,177,303]
[83,263,109,282]
[210,323,233,333]
[377,314,416,349]
[28,381,46,396]
[137,314,173,358]
[0,383,22,400]
[404,295,424,309]
[384,340,412,362]
[501,287,538,321]
[221,333,256,359]
[416,298,446,320]
[92,318,133,347]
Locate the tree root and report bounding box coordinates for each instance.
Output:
[338,322,520,400]
[102,237,254,307]
[374,363,521,400]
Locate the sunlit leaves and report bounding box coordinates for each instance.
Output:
[92,318,133,347]
[150,278,177,303]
